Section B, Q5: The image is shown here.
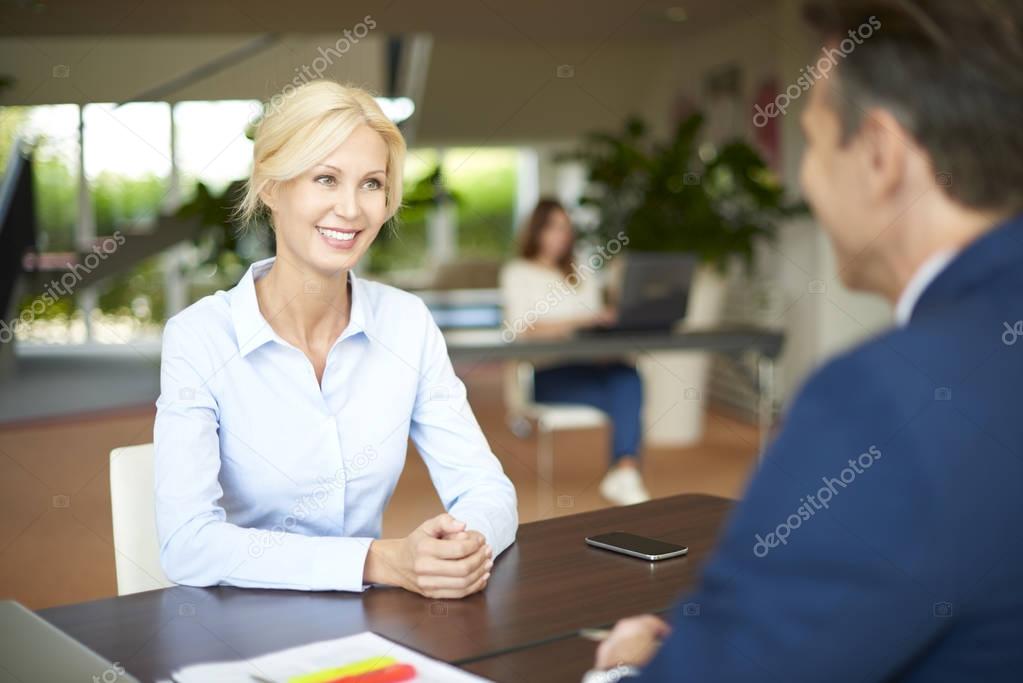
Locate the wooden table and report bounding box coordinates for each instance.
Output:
[461,635,604,682]
[38,494,733,682]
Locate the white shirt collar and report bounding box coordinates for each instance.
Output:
[230,256,374,356]
[894,250,958,326]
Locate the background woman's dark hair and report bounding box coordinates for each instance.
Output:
[518,197,575,275]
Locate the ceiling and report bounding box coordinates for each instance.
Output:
[0,0,781,144]
[2,0,770,40]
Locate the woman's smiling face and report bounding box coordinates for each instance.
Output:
[265,123,391,277]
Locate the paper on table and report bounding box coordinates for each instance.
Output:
[170,631,491,683]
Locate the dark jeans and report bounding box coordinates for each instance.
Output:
[533,362,643,463]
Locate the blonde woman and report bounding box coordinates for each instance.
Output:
[154,80,517,599]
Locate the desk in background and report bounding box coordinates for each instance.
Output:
[444,326,784,453]
[418,284,783,451]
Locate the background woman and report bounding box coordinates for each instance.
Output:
[499,198,650,506]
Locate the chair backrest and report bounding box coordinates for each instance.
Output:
[109,443,175,595]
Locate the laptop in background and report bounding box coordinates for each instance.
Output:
[0,600,139,683]
[577,252,697,335]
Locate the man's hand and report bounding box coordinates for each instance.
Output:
[364,513,493,599]
[595,615,672,670]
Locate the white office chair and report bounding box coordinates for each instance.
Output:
[109,443,175,595]
[503,362,608,516]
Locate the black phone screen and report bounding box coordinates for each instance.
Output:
[587,532,686,556]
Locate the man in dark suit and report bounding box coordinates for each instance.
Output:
[595,1,1023,681]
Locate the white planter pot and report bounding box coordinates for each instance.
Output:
[638,263,729,447]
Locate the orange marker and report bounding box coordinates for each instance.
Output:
[323,663,417,683]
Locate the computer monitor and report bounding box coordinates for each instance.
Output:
[614,251,697,331]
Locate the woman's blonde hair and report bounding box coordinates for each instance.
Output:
[236,80,406,226]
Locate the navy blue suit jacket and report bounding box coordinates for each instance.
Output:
[639,215,1023,682]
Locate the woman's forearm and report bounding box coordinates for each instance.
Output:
[363,538,403,587]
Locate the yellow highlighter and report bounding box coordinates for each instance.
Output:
[288,655,398,683]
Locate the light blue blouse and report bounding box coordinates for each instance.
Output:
[154,257,518,592]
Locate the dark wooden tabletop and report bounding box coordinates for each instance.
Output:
[462,635,602,683]
[38,494,733,682]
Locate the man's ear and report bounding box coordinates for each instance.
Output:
[858,107,910,202]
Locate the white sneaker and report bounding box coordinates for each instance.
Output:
[599,466,652,506]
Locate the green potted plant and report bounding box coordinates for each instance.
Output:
[370,164,463,278]
[174,179,270,298]
[566,112,802,269]
[563,113,803,445]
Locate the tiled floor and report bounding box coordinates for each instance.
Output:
[0,362,759,610]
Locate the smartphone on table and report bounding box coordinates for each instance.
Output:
[585,532,688,561]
